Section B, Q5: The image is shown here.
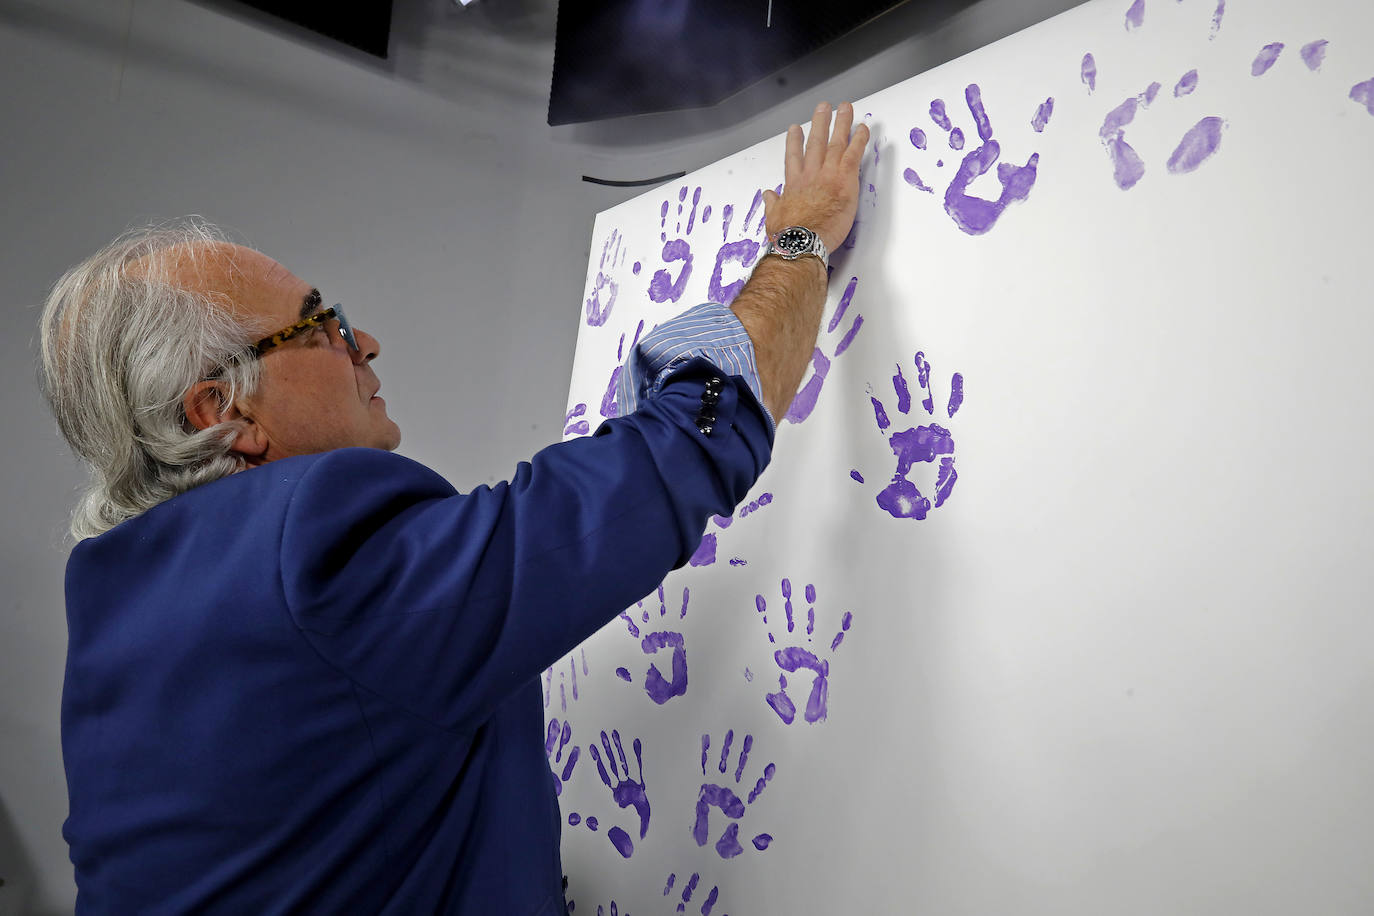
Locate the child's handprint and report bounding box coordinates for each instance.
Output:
[783,275,862,424]
[647,183,772,307]
[544,717,580,797]
[754,579,854,725]
[855,350,963,520]
[586,228,629,326]
[587,729,651,859]
[664,870,727,915]
[615,583,689,705]
[692,730,775,859]
[904,83,1046,235]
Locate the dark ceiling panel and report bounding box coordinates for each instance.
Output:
[238,0,395,58]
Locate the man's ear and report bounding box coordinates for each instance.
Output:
[182,381,268,459]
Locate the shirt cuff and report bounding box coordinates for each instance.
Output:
[613,302,774,435]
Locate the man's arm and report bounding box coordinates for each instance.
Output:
[731,101,869,422]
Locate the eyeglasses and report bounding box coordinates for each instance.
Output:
[254,305,359,356]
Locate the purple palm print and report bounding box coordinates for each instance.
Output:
[692,730,774,859]
[616,583,690,704]
[754,579,854,725]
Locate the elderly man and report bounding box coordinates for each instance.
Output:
[40,102,868,913]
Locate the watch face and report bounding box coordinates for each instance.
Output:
[776,227,814,254]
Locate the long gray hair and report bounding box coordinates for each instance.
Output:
[39,218,267,540]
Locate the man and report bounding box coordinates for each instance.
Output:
[41,102,868,913]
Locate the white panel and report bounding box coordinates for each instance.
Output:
[551,1,1374,912]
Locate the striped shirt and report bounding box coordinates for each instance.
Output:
[614,302,775,434]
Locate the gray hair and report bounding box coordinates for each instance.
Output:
[39,218,267,540]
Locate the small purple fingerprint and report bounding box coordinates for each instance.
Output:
[607,826,633,858]
[871,397,890,431]
[616,667,631,682]
[1174,69,1198,97]
[1300,40,1328,71]
[1352,79,1374,115]
[929,99,951,131]
[1251,42,1284,77]
[1082,53,1097,92]
[1210,0,1225,39]
[753,834,773,850]
[1031,97,1054,133]
[631,261,641,275]
[586,816,598,830]
[948,128,964,150]
[1142,81,1161,106]
[850,470,864,483]
[689,533,717,567]
[948,373,963,416]
[1125,0,1144,31]
[909,127,927,150]
[569,813,581,826]
[1166,116,1224,173]
[903,168,933,192]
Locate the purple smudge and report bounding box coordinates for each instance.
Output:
[914,351,931,407]
[570,655,579,700]
[619,612,639,638]
[903,168,933,192]
[890,423,954,475]
[686,186,701,234]
[768,675,795,723]
[599,365,621,418]
[587,817,598,830]
[755,594,766,618]
[712,511,733,529]
[734,734,752,782]
[1100,97,1138,138]
[708,238,760,305]
[944,142,1040,234]
[569,813,581,826]
[719,730,733,773]
[642,631,687,703]
[929,99,951,131]
[1352,79,1374,115]
[749,763,774,804]
[616,667,632,682]
[689,533,717,567]
[702,204,711,222]
[1210,0,1225,39]
[703,886,719,914]
[910,127,927,149]
[1100,99,1144,190]
[632,261,641,275]
[850,469,864,483]
[1174,69,1198,97]
[834,314,863,356]
[965,84,993,141]
[607,826,633,858]
[743,667,752,681]
[730,557,747,566]
[805,583,815,603]
[648,238,693,303]
[700,734,709,773]
[659,200,668,229]
[949,128,965,150]
[584,273,617,326]
[1125,0,1144,31]
[616,333,625,361]
[678,185,688,202]
[564,403,585,422]
[936,159,943,168]
[721,203,734,241]
[826,275,859,333]
[1300,40,1328,72]
[1082,53,1097,92]
[871,397,890,431]
[782,578,794,633]
[664,874,675,895]
[753,833,773,850]
[1166,116,1224,173]
[1142,81,1161,106]
[831,612,852,651]
[893,364,911,414]
[1031,97,1054,133]
[877,478,929,520]
[783,348,831,424]
[934,457,958,507]
[948,373,964,416]
[1252,42,1284,77]
[742,190,764,235]
[693,784,745,847]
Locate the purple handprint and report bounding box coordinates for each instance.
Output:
[615,583,689,704]
[783,275,863,424]
[586,228,629,326]
[543,649,588,714]
[645,183,776,309]
[664,871,727,916]
[587,729,651,859]
[1098,77,1224,190]
[544,718,580,797]
[904,84,1046,235]
[754,579,853,725]
[855,350,962,520]
[692,730,774,859]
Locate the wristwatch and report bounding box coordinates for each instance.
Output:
[761,226,829,268]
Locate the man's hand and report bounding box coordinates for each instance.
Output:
[763,102,870,253]
[729,102,870,423]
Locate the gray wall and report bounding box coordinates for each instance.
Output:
[0,0,1081,909]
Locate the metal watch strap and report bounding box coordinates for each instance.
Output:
[762,226,829,268]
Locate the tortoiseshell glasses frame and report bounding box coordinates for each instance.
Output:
[253,305,359,357]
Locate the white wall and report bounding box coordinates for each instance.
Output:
[0,0,1083,910]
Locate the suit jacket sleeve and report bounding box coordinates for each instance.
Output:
[278,358,771,732]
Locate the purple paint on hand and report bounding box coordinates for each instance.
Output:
[1082,53,1097,92]
[1125,0,1144,31]
[648,238,693,303]
[1300,40,1328,72]
[1166,116,1224,173]
[910,127,927,150]
[1031,98,1054,133]
[1350,79,1374,115]
[1251,42,1284,77]
[1174,69,1198,97]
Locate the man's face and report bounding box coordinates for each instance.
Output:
[186,243,402,462]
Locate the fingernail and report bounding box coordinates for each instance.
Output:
[816,101,830,112]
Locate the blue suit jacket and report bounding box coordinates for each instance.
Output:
[61,360,772,914]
